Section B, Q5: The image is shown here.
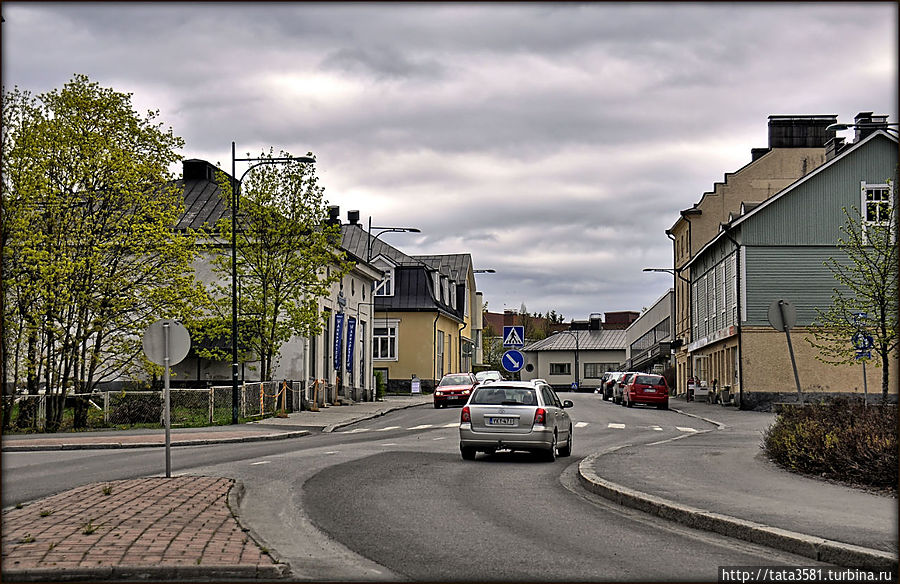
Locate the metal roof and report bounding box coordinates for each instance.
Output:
[523,329,627,352]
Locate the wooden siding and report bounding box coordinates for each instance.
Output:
[743,246,849,327]
[741,135,898,246]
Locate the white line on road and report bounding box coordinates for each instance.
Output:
[653,426,663,431]
[344,428,370,433]
[443,422,459,428]
[250,461,271,465]
[377,426,400,431]
[575,422,589,428]
[608,423,626,429]
[676,427,698,433]
[409,424,433,430]
[380,443,398,447]
[432,437,447,441]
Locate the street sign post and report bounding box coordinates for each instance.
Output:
[851,320,875,406]
[142,319,191,478]
[767,299,802,402]
[502,349,525,373]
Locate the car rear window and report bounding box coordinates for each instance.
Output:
[471,387,537,406]
[636,375,664,385]
[440,375,471,386]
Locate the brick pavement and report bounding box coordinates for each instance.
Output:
[1,476,287,581]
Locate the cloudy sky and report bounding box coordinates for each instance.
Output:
[2,2,897,321]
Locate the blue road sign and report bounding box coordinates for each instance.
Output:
[503,326,525,348]
[502,349,525,373]
[852,332,874,351]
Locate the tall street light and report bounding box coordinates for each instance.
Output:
[231,142,315,424]
[364,217,420,401]
[552,330,580,390]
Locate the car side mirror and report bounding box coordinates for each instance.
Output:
[563,400,574,408]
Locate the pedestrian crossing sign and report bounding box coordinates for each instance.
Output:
[503,326,525,348]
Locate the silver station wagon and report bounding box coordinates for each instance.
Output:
[458,381,574,461]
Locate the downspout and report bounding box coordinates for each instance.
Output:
[458,322,466,372]
[433,312,440,385]
[720,223,745,409]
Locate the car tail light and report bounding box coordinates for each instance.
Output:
[533,408,546,425]
[461,406,471,423]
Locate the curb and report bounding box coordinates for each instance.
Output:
[227,480,292,578]
[1,430,310,452]
[0,564,289,582]
[577,452,897,569]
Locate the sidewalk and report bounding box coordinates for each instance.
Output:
[577,396,898,569]
[1,394,432,581]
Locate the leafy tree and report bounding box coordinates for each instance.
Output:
[197,149,353,382]
[807,190,898,400]
[481,322,503,371]
[1,75,204,430]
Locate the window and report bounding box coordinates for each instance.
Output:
[436,334,444,376]
[861,181,894,243]
[373,258,395,297]
[449,281,456,309]
[374,322,398,360]
[584,363,606,379]
[550,363,571,375]
[464,282,469,317]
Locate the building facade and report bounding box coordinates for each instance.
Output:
[624,289,675,381]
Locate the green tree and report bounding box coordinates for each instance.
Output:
[198,149,353,381]
[806,190,898,400]
[2,76,205,430]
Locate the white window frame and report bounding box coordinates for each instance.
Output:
[449,280,457,310]
[861,180,894,244]
[373,319,400,361]
[372,257,396,297]
[550,363,572,376]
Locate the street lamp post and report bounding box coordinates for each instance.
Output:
[230,142,316,424]
[552,330,580,390]
[364,217,420,401]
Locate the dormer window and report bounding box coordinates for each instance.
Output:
[442,276,450,305]
[449,281,457,309]
[372,257,395,297]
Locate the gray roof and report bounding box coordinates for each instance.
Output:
[414,254,472,281]
[341,224,426,268]
[523,329,627,352]
[174,159,230,231]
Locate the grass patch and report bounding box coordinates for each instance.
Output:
[763,398,897,492]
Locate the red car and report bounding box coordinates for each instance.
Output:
[623,373,669,409]
[434,373,478,408]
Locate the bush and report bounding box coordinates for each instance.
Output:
[763,398,897,491]
[108,392,162,425]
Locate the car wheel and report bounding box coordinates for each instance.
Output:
[434,402,440,409]
[558,426,573,457]
[460,446,476,460]
[542,433,558,462]
[658,402,668,410]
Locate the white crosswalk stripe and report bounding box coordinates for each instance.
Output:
[608,423,626,429]
[376,426,400,432]
[575,422,589,428]
[676,427,699,433]
[653,426,663,431]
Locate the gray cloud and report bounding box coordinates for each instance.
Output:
[2,1,896,319]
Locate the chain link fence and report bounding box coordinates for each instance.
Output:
[2,381,300,432]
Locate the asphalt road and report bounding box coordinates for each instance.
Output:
[2,393,828,581]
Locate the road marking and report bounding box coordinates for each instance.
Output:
[250,461,271,466]
[409,424,433,430]
[652,426,663,431]
[325,451,340,455]
[432,436,447,441]
[608,423,626,429]
[676,427,698,433]
[575,422,589,428]
[443,422,459,428]
[377,426,400,432]
[344,428,370,433]
[380,443,398,447]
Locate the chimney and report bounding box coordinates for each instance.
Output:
[767,115,838,148]
[347,210,360,225]
[853,112,889,142]
[326,205,340,226]
[589,313,602,331]
[182,159,219,182]
[825,137,846,161]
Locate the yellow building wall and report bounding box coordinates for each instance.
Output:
[741,327,896,396]
[377,311,465,385]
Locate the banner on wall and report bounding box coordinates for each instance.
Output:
[346,316,356,374]
[333,313,344,370]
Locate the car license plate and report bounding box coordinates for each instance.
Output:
[645,388,656,393]
[487,417,516,426]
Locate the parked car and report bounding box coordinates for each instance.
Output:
[623,373,670,409]
[459,381,574,461]
[434,373,478,408]
[600,372,621,401]
[613,372,637,405]
[475,370,504,384]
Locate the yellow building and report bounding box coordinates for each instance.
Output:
[341,222,484,392]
